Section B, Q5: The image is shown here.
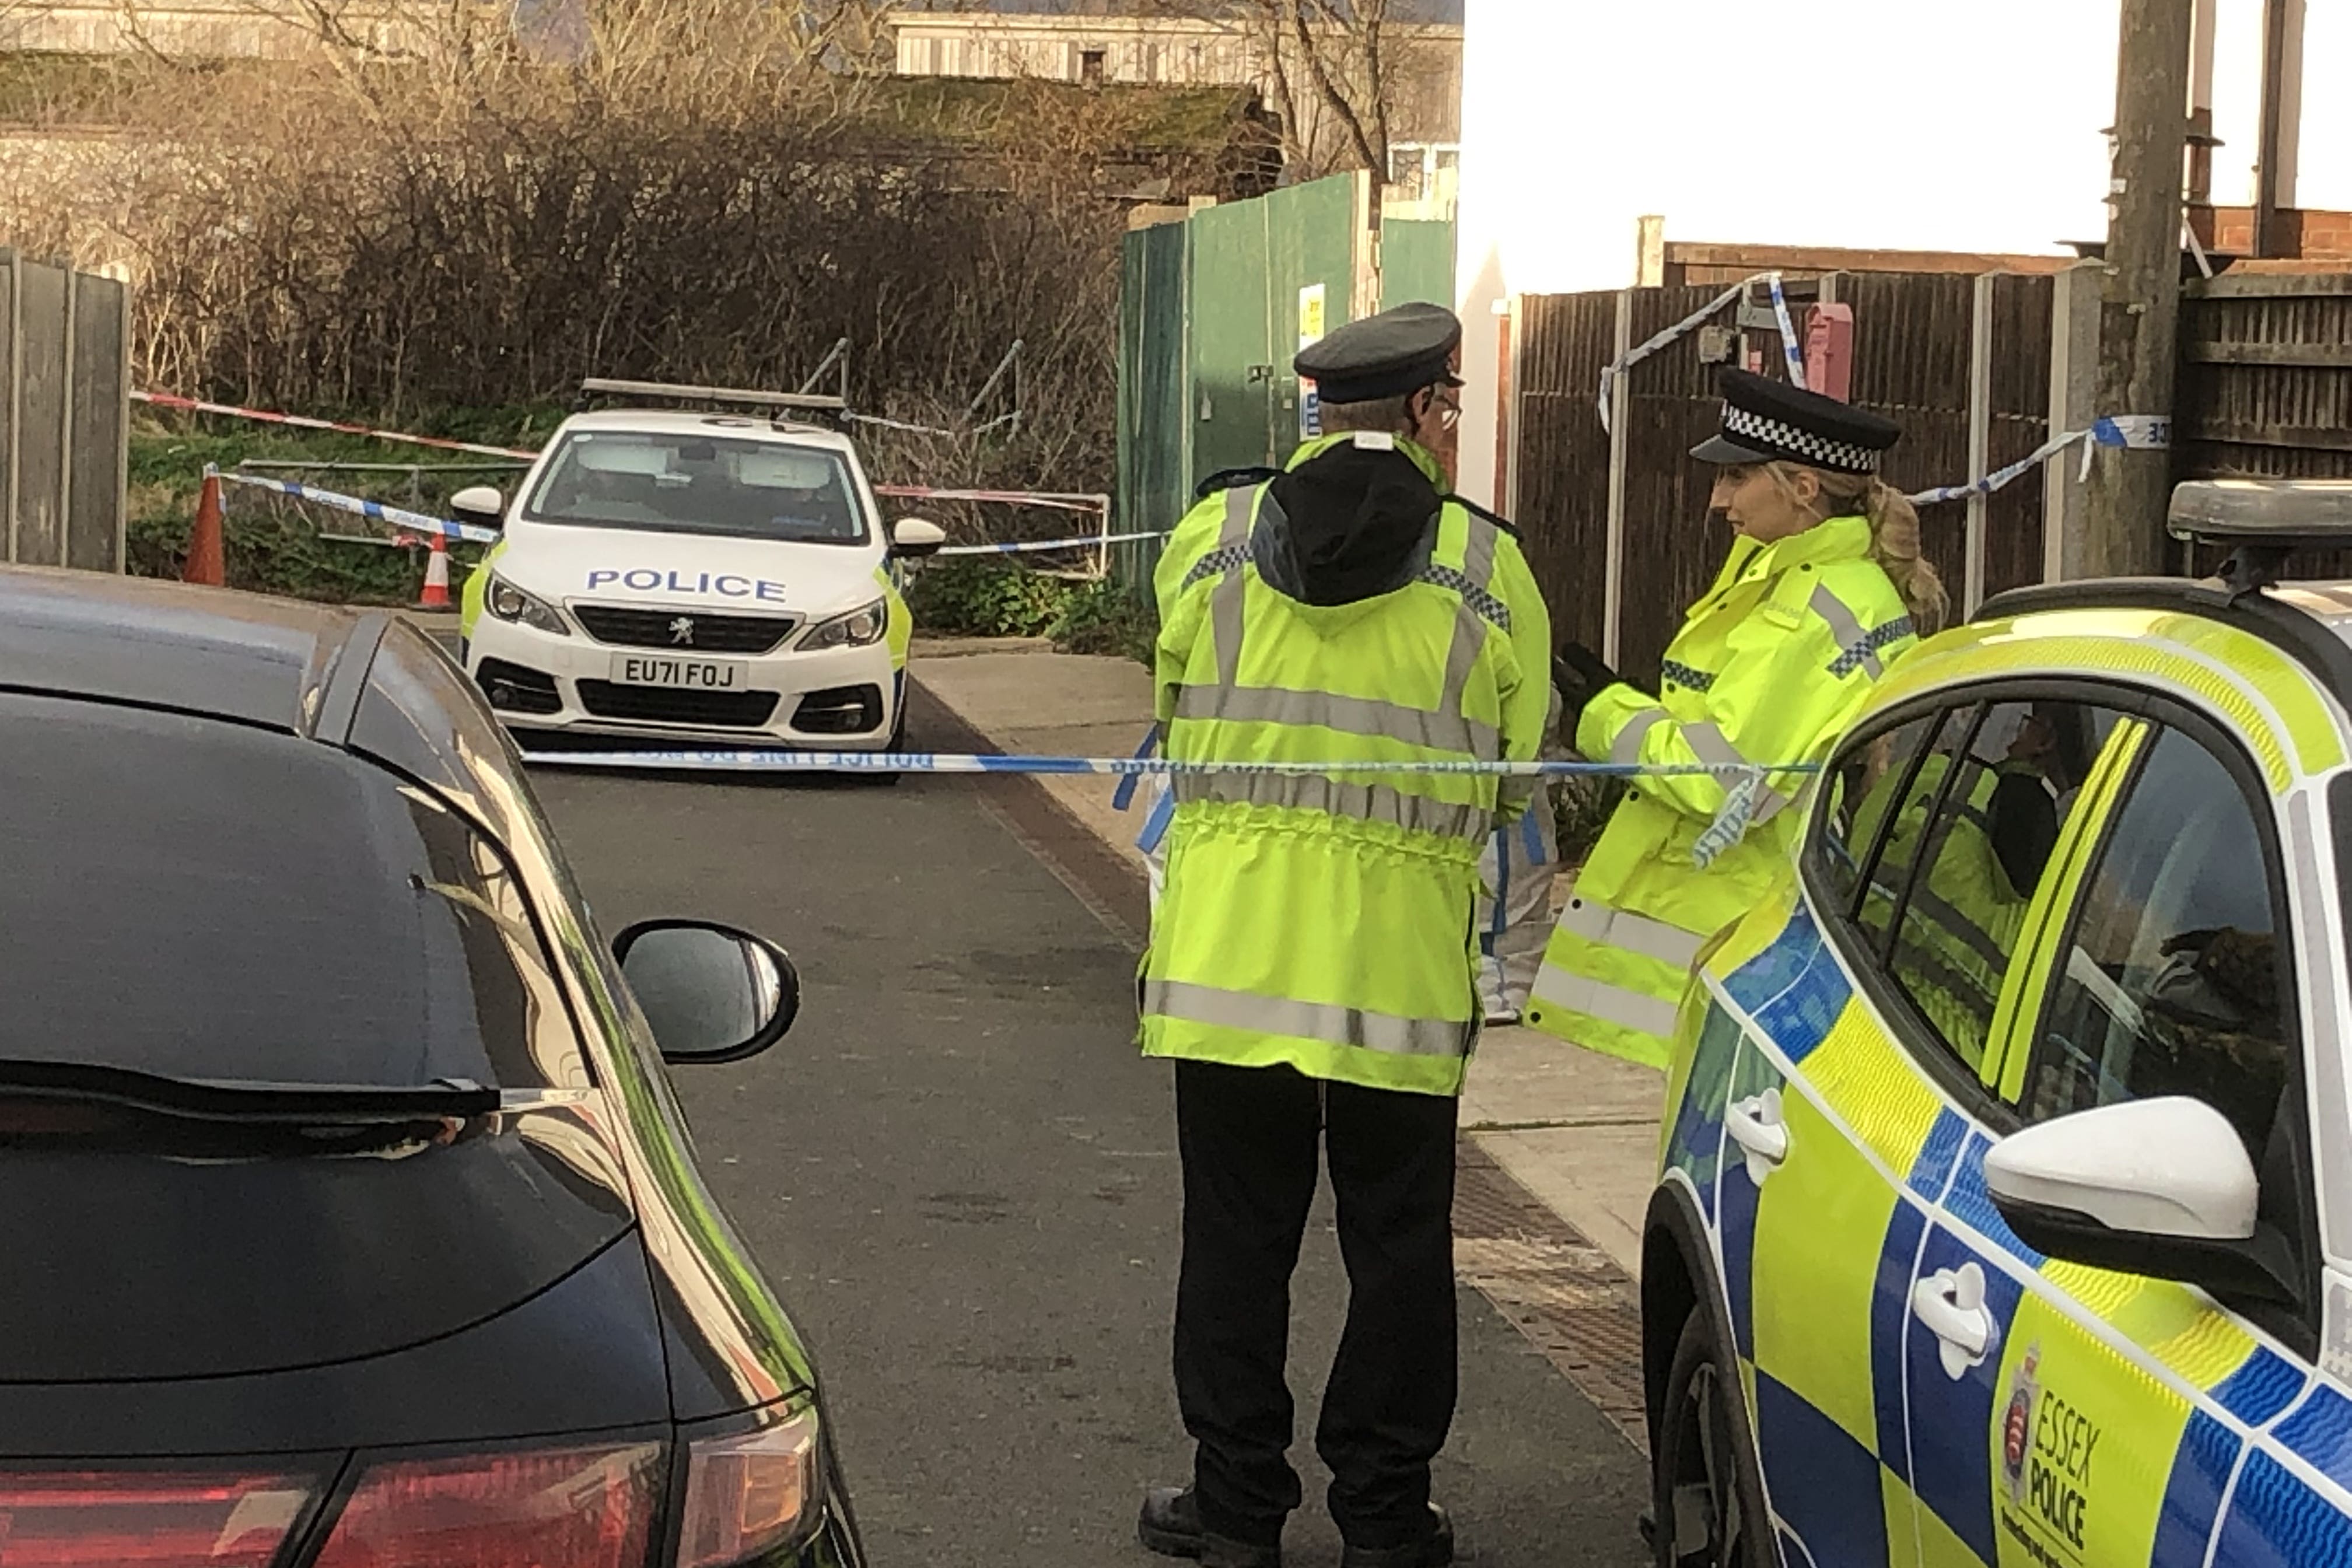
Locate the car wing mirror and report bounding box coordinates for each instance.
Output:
[891,517,947,558]
[615,919,800,1065]
[449,485,506,526]
[1985,1097,2298,1306]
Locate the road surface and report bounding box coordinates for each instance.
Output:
[531,689,1651,1567]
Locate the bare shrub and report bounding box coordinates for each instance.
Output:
[0,18,1237,497]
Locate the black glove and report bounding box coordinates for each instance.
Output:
[1555,640,1618,695]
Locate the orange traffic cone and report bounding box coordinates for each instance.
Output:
[420,530,452,610]
[183,468,225,587]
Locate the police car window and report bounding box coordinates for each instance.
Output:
[525,432,867,544]
[1875,702,2126,1074]
[1815,710,1941,919]
[0,694,580,1092]
[2024,725,2292,1161]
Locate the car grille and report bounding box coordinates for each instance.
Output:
[576,681,782,729]
[474,659,563,716]
[573,606,799,655]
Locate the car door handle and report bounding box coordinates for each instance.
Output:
[1723,1088,1788,1184]
[1912,1262,1996,1380]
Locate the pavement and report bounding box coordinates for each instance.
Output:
[911,636,1667,1283]
[529,687,1654,1567]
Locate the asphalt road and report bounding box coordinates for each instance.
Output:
[530,690,1650,1568]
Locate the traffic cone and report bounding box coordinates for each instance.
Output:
[183,468,225,587]
[419,530,452,610]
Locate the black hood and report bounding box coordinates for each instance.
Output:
[1252,442,1443,607]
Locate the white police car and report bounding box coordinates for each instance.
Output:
[1640,480,2352,1567]
[458,380,944,751]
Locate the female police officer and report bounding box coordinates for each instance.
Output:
[1524,368,1947,1066]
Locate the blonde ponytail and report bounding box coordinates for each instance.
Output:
[1777,464,1950,636]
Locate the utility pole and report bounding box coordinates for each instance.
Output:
[2081,0,2196,578]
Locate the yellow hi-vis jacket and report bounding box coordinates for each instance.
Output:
[1139,434,1553,1097]
[1525,513,1917,1068]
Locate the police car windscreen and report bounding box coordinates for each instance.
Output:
[0,694,573,1093]
[525,430,867,542]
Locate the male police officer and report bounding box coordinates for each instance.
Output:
[1136,303,1552,1568]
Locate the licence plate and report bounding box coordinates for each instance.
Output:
[610,654,750,690]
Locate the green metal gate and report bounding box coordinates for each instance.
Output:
[1116,176,1456,594]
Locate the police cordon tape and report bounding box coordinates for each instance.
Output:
[1586,279,2175,510]
[141,391,541,461]
[1902,415,2174,508]
[213,469,504,544]
[214,468,1153,558]
[935,530,1169,556]
[517,749,1819,866]
[513,748,1814,780]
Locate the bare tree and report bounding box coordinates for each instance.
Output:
[1139,0,1398,181]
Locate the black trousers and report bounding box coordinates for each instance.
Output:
[1172,1059,1458,1550]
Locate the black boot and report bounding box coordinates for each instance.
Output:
[1138,1488,1282,1568]
[1339,1504,1452,1568]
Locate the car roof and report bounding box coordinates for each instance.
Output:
[0,566,524,815]
[553,407,861,453]
[1974,573,2352,713]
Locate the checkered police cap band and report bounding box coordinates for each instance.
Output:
[1723,404,1883,474]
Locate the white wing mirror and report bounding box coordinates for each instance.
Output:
[1986,1096,2257,1241]
[891,517,947,558]
[1985,1097,2298,1308]
[449,485,506,524]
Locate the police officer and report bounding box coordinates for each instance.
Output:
[1526,368,1948,1067]
[1136,303,1552,1568]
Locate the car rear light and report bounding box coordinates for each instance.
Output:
[308,1442,662,1568]
[677,1405,821,1568]
[0,1467,317,1566]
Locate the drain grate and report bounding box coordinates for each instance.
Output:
[1453,1140,1650,1455]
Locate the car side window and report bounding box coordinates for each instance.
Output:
[2022,724,2294,1161]
[1889,702,2129,1073]
[1814,710,1941,918]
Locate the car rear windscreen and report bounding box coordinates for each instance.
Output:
[0,693,578,1091]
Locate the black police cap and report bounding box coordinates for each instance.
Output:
[1294,302,1464,405]
[1691,368,1901,475]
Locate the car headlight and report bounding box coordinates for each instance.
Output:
[485,573,570,637]
[799,597,889,652]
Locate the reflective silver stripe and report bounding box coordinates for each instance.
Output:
[1681,720,1794,821]
[1143,978,1471,1058]
[1172,768,1492,843]
[1212,484,1254,688]
[1439,518,1504,724]
[1810,582,1913,680]
[1909,887,2011,972]
[1611,706,1670,766]
[1530,967,1681,1041]
[1174,682,1498,758]
[1556,897,1706,970]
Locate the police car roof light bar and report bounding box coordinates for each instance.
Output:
[2167,479,2352,597]
[576,377,853,423]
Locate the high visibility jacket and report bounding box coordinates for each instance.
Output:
[1526,513,1917,1068]
[1140,433,1553,1097]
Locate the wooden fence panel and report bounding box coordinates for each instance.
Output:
[1511,270,2056,671]
[1618,285,1740,684]
[1509,292,1615,657]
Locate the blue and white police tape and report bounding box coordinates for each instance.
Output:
[517,749,1815,778]
[933,530,1171,557]
[1767,275,1807,392]
[1597,272,1785,433]
[1904,414,2173,508]
[215,470,503,544]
